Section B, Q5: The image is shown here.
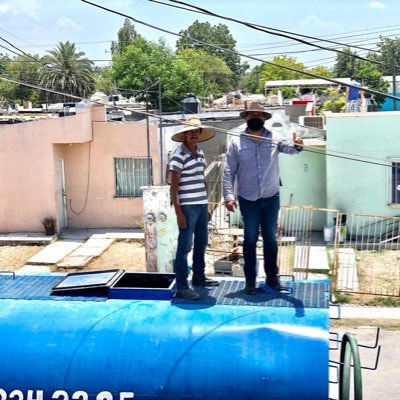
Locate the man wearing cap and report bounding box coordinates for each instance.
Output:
[170,116,219,300]
[223,102,303,295]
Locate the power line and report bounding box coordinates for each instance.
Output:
[2,72,399,174]
[80,0,400,102]
[234,26,400,51]
[153,0,399,68]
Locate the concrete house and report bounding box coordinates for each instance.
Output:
[0,105,161,233]
[279,111,400,229]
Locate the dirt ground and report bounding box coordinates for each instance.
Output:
[0,245,45,272]
[55,240,147,273]
[0,240,147,273]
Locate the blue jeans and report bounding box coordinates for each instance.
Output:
[239,194,280,283]
[173,204,208,290]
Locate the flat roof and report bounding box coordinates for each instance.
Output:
[265,76,400,88]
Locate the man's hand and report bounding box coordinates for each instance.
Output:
[225,200,237,212]
[176,211,187,229]
[293,132,303,151]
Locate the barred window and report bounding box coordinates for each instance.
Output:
[392,161,400,204]
[114,157,151,197]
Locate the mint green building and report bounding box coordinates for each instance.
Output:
[279,111,400,229]
[325,112,400,217]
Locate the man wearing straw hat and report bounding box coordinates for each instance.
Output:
[170,116,219,300]
[223,102,303,295]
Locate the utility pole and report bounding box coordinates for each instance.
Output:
[145,79,151,185]
[158,78,164,185]
[392,49,398,111]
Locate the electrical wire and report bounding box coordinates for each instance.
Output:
[0,35,96,98]
[234,26,400,52]
[79,0,400,103]
[1,72,399,174]
[155,0,397,68]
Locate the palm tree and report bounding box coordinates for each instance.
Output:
[39,41,95,102]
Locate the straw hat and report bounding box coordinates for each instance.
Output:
[171,115,215,142]
[239,101,272,119]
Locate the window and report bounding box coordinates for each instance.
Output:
[392,160,400,204]
[114,157,151,197]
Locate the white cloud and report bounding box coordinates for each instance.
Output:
[299,14,339,30]
[0,0,39,18]
[369,1,386,9]
[0,2,11,15]
[57,17,82,32]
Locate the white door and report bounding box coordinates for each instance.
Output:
[56,159,67,230]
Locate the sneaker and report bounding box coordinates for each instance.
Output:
[191,275,220,286]
[175,288,200,300]
[244,282,256,295]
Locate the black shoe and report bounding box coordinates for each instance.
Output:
[244,282,256,295]
[175,288,200,300]
[265,277,288,292]
[192,275,220,286]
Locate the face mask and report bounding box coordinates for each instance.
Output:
[247,117,264,131]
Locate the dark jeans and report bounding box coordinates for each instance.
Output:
[173,204,208,290]
[239,193,280,283]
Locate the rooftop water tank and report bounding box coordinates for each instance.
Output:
[0,273,330,400]
[182,93,201,114]
[90,91,108,105]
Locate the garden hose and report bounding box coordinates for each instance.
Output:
[339,332,363,400]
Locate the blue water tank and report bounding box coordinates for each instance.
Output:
[0,275,330,400]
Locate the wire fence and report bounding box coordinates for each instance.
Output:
[332,212,400,297]
[207,203,400,297]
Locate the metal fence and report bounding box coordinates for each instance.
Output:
[332,212,400,297]
[207,203,400,297]
[278,205,339,279]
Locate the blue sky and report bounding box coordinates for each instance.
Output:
[0,0,399,69]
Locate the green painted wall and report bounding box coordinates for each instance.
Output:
[280,142,327,229]
[326,112,400,217]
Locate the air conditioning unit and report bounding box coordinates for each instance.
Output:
[299,115,325,130]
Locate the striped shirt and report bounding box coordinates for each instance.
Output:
[169,143,208,205]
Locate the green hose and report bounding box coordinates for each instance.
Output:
[339,332,363,400]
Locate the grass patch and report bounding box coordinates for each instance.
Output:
[364,296,400,307]
[331,318,400,330]
[332,292,352,304]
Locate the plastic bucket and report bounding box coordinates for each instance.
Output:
[323,227,334,242]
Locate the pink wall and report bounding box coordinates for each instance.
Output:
[63,121,160,228]
[0,105,160,232]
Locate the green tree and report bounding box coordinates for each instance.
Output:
[376,36,400,76]
[258,56,306,96]
[242,65,263,94]
[111,18,137,54]
[11,55,46,105]
[0,54,15,107]
[259,56,306,83]
[333,48,359,78]
[0,54,45,107]
[93,66,117,95]
[112,36,176,107]
[176,48,232,95]
[356,62,389,106]
[321,87,346,113]
[176,20,242,84]
[307,65,333,78]
[39,41,95,102]
[162,59,207,111]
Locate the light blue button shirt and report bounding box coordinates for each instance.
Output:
[223,128,300,202]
